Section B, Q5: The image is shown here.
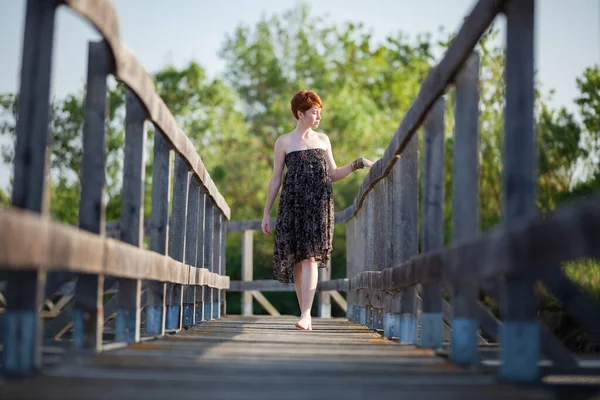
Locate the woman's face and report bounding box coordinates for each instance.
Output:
[300,106,321,128]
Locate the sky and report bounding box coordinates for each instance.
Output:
[0,0,599,190]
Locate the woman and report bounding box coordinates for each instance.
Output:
[261,90,374,331]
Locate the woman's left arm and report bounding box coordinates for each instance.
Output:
[322,134,374,183]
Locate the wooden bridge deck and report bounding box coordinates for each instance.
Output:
[1,316,594,400]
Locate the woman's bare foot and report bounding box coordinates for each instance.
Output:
[295,315,311,331]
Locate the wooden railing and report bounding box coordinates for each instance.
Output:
[227,0,600,384]
[0,0,230,377]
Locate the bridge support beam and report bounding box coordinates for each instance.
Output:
[500,0,540,383]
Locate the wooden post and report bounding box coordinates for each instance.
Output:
[241,230,254,315]
[194,192,206,322]
[501,0,539,382]
[2,0,56,376]
[220,221,227,316]
[182,179,200,327]
[393,131,419,344]
[72,40,110,351]
[345,218,356,321]
[419,97,446,349]
[115,89,146,343]
[371,179,388,330]
[364,195,375,329]
[145,129,172,335]
[450,51,480,365]
[166,156,188,330]
[203,199,214,320]
[318,259,332,318]
[212,210,222,319]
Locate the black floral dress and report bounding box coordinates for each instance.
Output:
[272,148,334,283]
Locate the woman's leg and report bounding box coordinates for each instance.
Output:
[293,262,303,312]
[296,257,318,330]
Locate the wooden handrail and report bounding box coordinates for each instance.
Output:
[57,0,230,220]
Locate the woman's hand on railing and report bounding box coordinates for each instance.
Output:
[261,215,271,236]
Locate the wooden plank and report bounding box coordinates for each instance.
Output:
[145,129,172,336]
[355,195,600,289]
[419,97,445,349]
[182,178,200,327]
[252,292,281,316]
[393,127,418,343]
[2,0,56,376]
[330,291,348,313]
[220,219,228,316]
[166,156,188,331]
[0,316,571,399]
[59,0,231,220]
[203,199,214,320]
[72,40,110,353]
[212,211,222,319]
[241,230,253,315]
[500,0,539,383]
[318,261,332,318]
[194,192,206,322]
[0,206,231,288]
[449,51,480,366]
[229,279,349,292]
[115,89,146,343]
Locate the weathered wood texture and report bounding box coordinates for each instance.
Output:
[229,279,349,292]
[58,0,230,219]
[0,316,579,399]
[2,0,57,376]
[0,207,230,289]
[346,196,600,290]
[72,40,110,351]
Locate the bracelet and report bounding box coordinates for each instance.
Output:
[351,157,365,172]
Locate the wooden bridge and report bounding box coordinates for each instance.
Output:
[1,0,600,398]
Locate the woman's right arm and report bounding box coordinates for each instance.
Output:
[262,137,286,235]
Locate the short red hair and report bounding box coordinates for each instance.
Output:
[290,90,322,119]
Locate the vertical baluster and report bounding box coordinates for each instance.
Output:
[2,0,57,376]
[72,40,110,351]
[241,230,254,316]
[344,218,356,321]
[194,192,206,322]
[182,179,200,327]
[357,204,368,325]
[203,199,214,320]
[220,220,228,316]
[501,0,539,382]
[318,260,331,318]
[372,179,387,331]
[450,52,480,365]
[393,133,418,344]
[212,210,222,319]
[166,156,188,330]
[364,195,375,328]
[115,89,147,343]
[145,129,172,335]
[419,97,446,349]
